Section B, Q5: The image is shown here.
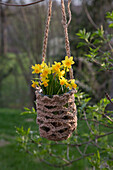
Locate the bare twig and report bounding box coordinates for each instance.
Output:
[103,113,113,122]
[49,152,69,163]
[108,42,113,56]
[91,141,101,149]
[0,0,44,7]
[31,138,93,147]
[96,130,113,139]
[31,128,113,148]
[81,118,113,129]
[83,0,98,30]
[67,145,70,160]
[76,146,84,156]
[84,111,95,135]
[40,152,96,168]
[105,92,113,105]
[83,143,89,154]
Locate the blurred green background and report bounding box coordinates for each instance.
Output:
[0,0,113,169]
[1,0,113,109]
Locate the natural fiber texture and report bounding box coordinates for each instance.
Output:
[36,0,77,141]
[67,0,72,27]
[36,90,77,141]
[42,0,52,62]
[61,0,73,79]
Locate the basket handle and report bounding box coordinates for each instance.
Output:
[61,0,73,79]
[42,0,52,62]
[42,0,73,79]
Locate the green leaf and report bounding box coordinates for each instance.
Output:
[77,42,86,48]
[106,11,113,20]
[24,107,30,111]
[109,23,113,28]
[76,29,90,42]
[97,150,100,162]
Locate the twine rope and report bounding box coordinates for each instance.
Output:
[67,0,72,27]
[42,0,52,62]
[42,0,73,79]
[61,0,73,79]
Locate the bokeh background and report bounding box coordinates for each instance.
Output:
[0,0,113,110]
[1,1,113,170]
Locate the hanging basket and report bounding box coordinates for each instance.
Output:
[32,0,78,141]
[36,90,77,141]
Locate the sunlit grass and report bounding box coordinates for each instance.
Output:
[0,108,93,170]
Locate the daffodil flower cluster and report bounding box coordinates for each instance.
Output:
[31,56,77,95]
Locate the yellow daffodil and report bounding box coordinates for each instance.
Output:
[52,64,60,73]
[32,64,41,74]
[54,62,61,69]
[69,79,77,89]
[58,70,65,77]
[66,82,72,90]
[43,81,49,87]
[41,79,49,87]
[41,77,46,82]
[41,61,47,68]
[59,77,67,86]
[62,56,75,69]
[37,64,42,69]
[72,83,77,89]
[41,66,51,78]
[31,81,39,88]
[31,57,77,95]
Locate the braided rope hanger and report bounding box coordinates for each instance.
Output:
[42,0,73,79]
[42,0,52,62]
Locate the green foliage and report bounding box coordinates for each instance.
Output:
[0,108,57,170]
[15,10,113,168]
[0,53,16,74]
[11,9,113,170]
[76,18,113,71]
[21,107,37,116]
[74,91,91,118]
[16,126,30,150]
[88,151,101,170]
[0,53,32,108]
[16,90,113,169]
[76,29,91,43]
[106,11,113,20]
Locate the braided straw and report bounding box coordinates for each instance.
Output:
[36,0,77,141]
[61,0,73,79]
[36,90,77,141]
[67,0,72,27]
[42,0,52,62]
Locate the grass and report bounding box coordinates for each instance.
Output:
[0,108,113,170]
[0,108,89,170]
[0,108,55,170]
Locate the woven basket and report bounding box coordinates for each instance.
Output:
[36,90,77,141]
[35,0,77,141]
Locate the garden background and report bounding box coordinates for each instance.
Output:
[0,0,113,169]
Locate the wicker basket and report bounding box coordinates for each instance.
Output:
[35,0,77,141]
[36,90,77,141]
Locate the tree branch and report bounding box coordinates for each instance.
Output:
[0,0,45,7]
[81,118,113,129]
[105,92,113,105]
[83,0,98,30]
[40,152,95,168]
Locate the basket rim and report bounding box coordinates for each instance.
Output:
[35,89,76,98]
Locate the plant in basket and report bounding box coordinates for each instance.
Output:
[31,56,77,96]
[30,0,77,141]
[31,56,77,141]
